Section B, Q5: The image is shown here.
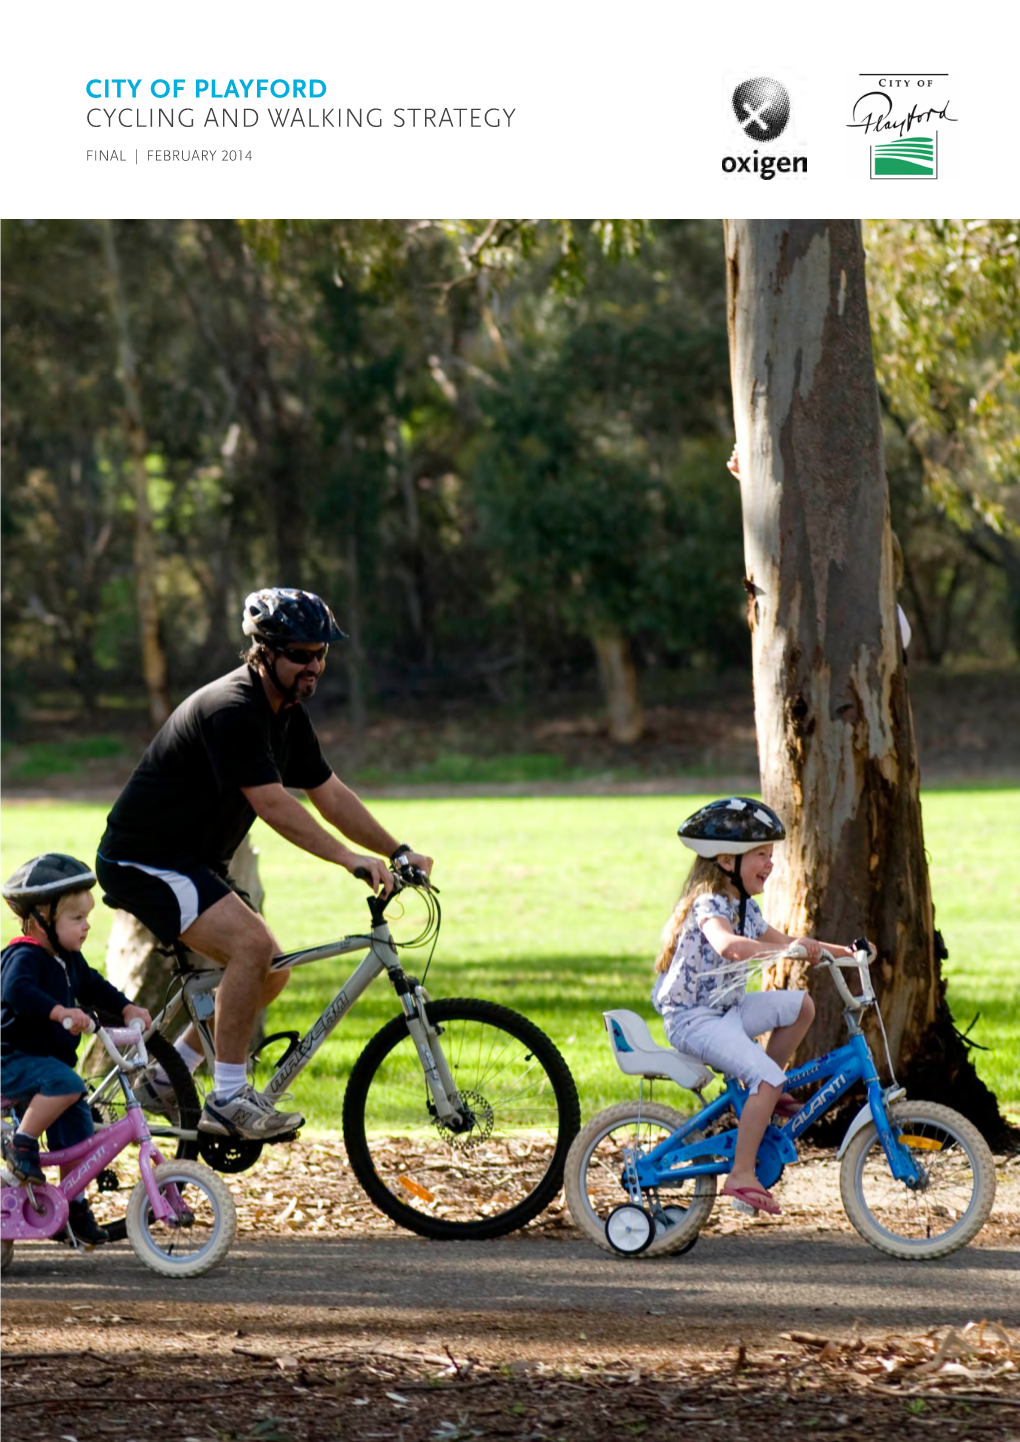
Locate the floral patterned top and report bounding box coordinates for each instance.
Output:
[651,892,768,1017]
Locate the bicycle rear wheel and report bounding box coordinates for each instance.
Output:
[840,1100,996,1260]
[343,998,580,1240]
[563,1102,716,1257]
[88,1032,201,1244]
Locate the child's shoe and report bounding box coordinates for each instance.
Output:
[67,1199,109,1247]
[2,1131,45,1185]
[772,1093,803,1122]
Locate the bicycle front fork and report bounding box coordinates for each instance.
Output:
[398,985,469,1126]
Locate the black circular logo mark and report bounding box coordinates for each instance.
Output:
[732,77,790,143]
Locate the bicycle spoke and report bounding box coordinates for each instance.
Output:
[343,999,579,1239]
[563,1102,716,1256]
[840,1101,995,1259]
[857,1120,980,1240]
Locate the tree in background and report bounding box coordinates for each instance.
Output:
[725,219,1001,1134]
[471,222,741,740]
[2,218,1014,748]
[865,219,1020,660]
[1,220,127,723]
[99,220,170,728]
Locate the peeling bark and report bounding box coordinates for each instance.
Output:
[724,220,1003,1136]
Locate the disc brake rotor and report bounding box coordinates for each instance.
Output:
[434,1090,494,1148]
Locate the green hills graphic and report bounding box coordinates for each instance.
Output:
[873,135,935,176]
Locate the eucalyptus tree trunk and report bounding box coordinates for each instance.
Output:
[99,219,170,729]
[344,529,368,736]
[591,627,644,744]
[724,219,1001,1134]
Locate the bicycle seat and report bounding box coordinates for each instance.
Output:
[602,1010,712,1092]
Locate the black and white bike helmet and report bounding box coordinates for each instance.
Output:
[2,854,97,954]
[677,798,785,935]
[678,797,785,856]
[2,853,97,913]
[242,588,346,647]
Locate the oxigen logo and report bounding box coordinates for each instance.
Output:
[731,77,790,143]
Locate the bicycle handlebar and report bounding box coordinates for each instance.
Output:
[64,1016,148,1068]
[353,861,437,900]
[785,940,876,1010]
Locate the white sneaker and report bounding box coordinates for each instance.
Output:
[198,1084,304,1140]
[133,1069,180,1115]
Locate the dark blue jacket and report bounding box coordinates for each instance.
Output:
[0,938,131,1067]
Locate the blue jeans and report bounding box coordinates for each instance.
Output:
[1,1050,93,1149]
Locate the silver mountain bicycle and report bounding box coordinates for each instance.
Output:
[86,864,580,1242]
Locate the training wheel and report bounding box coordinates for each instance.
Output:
[653,1204,700,1256]
[605,1203,654,1255]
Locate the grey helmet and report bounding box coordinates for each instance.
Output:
[242,588,346,647]
[3,855,97,955]
[2,853,97,912]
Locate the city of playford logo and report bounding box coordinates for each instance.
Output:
[723,76,806,178]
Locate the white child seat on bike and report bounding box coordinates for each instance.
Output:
[603,1010,712,1092]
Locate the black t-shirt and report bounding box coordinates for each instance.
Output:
[100,666,333,869]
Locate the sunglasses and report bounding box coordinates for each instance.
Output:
[277,644,329,666]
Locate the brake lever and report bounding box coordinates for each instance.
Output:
[395,862,439,893]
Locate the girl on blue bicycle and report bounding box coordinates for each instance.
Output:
[652,798,858,1216]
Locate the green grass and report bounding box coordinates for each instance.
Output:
[1,791,1016,1126]
[1,736,126,781]
[352,751,602,787]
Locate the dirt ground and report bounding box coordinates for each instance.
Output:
[3,1141,1018,1441]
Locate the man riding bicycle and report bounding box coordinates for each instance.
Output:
[96,587,433,1142]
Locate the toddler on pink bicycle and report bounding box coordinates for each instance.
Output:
[1,854,150,1246]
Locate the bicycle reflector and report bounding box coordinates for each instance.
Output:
[397,1175,435,1203]
[899,1134,944,1150]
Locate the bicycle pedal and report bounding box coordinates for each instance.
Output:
[267,1129,301,1145]
[730,1198,757,1216]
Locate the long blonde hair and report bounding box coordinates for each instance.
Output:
[653,855,731,973]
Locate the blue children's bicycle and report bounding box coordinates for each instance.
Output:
[564,942,996,1261]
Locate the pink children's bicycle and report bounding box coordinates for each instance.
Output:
[1,1020,236,1277]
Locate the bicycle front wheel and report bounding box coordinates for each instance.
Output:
[343,998,580,1240]
[126,1159,236,1277]
[840,1100,996,1260]
[90,1031,202,1245]
[564,1102,717,1257]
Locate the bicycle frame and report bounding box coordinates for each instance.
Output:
[1,1087,175,1241]
[89,908,469,1139]
[629,1030,923,1195]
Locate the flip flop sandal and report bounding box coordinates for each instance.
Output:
[772,1094,803,1119]
[720,1183,782,1216]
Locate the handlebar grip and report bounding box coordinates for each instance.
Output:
[62,1016,96,1034]
[353,866,371,883]
[852,936,873,956]
[785,944,808,959]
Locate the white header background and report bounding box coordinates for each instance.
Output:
[4,0,1017,217]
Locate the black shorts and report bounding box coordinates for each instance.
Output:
[96,853,253,945]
